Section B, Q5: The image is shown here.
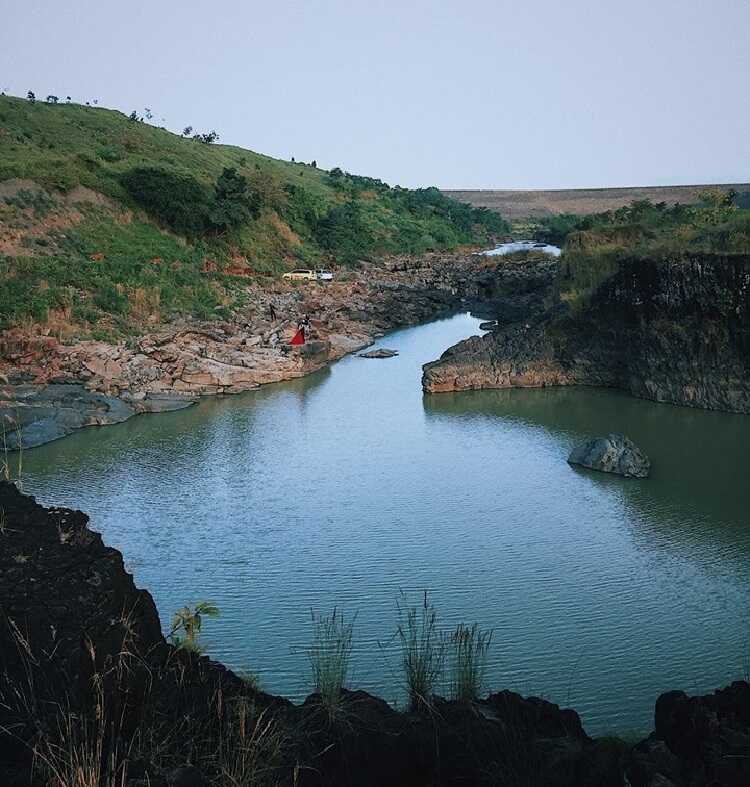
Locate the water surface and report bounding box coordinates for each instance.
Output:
[21,313,750,735]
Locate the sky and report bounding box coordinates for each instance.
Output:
[1,0,748,189]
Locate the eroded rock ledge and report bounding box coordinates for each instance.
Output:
[423,252,750,414]
[1,481,748,786]
[0,250,505,448]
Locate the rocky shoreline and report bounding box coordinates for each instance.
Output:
[423,252,750,415]
[1,481,748,787]
[1,249,513,449]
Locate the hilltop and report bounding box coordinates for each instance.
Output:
[443,183,750,219]
[0,94,507,333]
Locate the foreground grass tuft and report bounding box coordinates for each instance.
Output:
[449,623,493,703]
[396,591,444,712]
[307,608,353,720]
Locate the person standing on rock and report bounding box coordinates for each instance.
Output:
[269,303,277,322]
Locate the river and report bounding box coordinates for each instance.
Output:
[19,312,750,735]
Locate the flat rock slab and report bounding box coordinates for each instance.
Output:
[0,384,194,449]
[359,348,399,359]
[568,433,651,478]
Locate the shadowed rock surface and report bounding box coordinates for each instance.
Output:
[423,253,750,414]
[628,682,750,787]
[568,434,651,478]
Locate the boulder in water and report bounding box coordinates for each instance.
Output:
[568,433,650,478]
[359,348,399,358]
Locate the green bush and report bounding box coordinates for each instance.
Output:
[315,202,376,262]
[121,167,211,237]
[209,167,260,230]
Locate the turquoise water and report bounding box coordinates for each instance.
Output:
[21,313,750,735]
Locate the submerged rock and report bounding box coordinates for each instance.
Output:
[568,433,650,478]
[359,348,399,358]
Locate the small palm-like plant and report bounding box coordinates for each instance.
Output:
[169,601,219,653]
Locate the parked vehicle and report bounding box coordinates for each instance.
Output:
[282,269,316,281]
[316,270,334,281]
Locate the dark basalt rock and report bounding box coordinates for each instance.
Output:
[627,681,750,787]
[424,253,750,413]
[568,433,651,478]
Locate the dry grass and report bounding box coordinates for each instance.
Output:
[1,411,23,489]
[0,609,287,787]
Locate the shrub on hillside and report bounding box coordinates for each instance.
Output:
[209,167,260,231]
[282,184,326,235]
[93,283,129,314]
[314,202,376,262]
[121,167,211,237]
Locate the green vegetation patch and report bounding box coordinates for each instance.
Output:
[0,93,512,332]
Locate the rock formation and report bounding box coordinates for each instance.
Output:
[358,348,399,358]
[423,252,750,414]
[568,434,651,478]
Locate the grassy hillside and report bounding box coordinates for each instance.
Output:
[0,95,508,333]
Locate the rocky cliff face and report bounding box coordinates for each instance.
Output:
[423,252,750,414]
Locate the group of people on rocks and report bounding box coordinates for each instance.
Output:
[268,302,311,345]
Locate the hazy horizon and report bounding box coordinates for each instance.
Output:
[2,0,748,190]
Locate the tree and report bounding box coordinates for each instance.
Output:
[65,96,71,103]
[311,160,317,168]
[182,125,193,137]
[26,91,35,103]
[209,167,260,230]
[192,130,219,144]
[128,110,139,121]
[45,95,59,104]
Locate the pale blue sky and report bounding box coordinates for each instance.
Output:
[1,0,748,188]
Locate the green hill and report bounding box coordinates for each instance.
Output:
[0,95,508,333]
